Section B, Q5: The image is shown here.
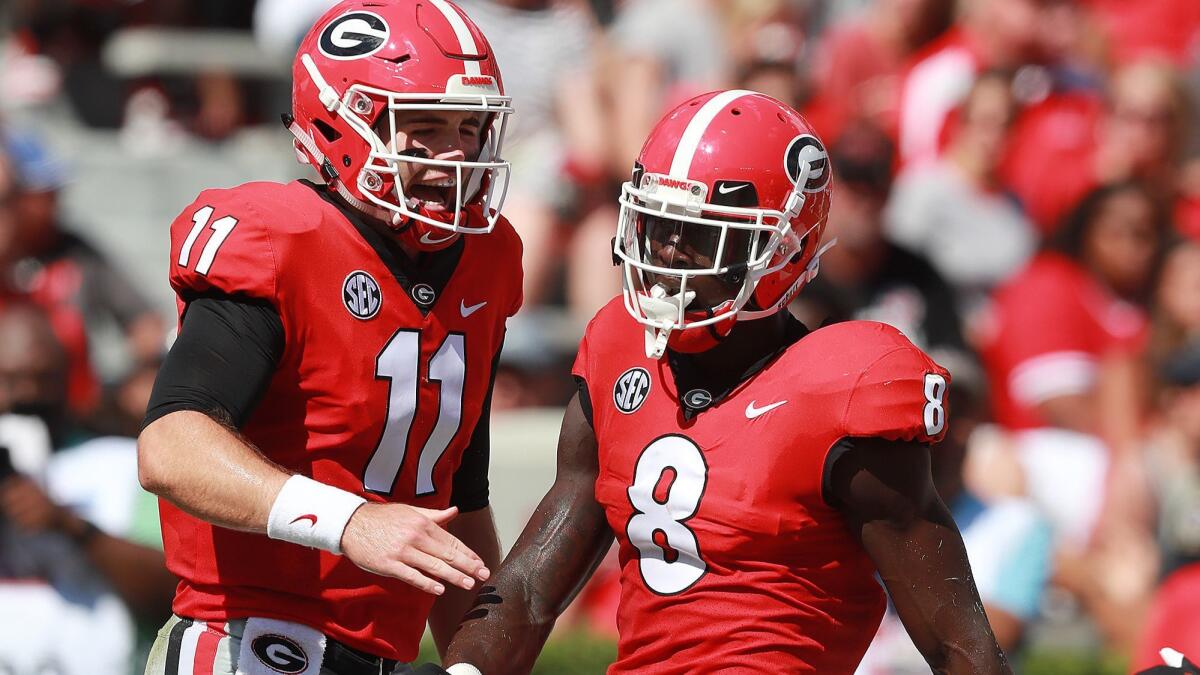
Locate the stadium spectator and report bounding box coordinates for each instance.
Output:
[794,121,969,360]
[1083,0,1200,67]
[605,0,729,169]
[5,131,164,415]
[804,0,954,142]
[978,182,1165,537]
[1148,238,1200,378]
[1002,59,1196,236]
[896,0,1083,166]
[886,71,1036,324]
[734,18,808,110]
[1136,342,1200,669]
[0,302,174,675]
[0,151,17,285]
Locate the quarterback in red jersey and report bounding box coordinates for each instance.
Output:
[434,91,1009,674]
[137,1,521,673]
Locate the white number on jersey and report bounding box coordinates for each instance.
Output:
[626,435,709,594]
[363,331,467,495]
[923,373,947,436]
[178,205,238,276]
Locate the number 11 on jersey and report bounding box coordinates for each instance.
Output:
[364,330,468,496]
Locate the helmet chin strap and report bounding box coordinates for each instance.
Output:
[802,237,838,284]
[640,284,696,359]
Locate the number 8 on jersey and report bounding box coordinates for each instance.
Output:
[626,435,710,595]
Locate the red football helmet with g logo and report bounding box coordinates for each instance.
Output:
[614,90,834,358]
[288,0,512,251]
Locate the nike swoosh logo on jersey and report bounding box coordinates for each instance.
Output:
[420,231,457,245]
[460,300,488,317]
[745,400,787,418]
[290,514,318,527]
[718,183,748,194]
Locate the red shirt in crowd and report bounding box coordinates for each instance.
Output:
[805,20,905,144]
[978,252,1147,431]
[1082,0,1200,66]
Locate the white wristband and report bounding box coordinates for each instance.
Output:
[446,665,484,675]
[266,475,366,555]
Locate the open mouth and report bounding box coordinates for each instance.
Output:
[408,178,456,212]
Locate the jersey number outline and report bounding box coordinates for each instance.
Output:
[179,206,238,276]
[363,329,467,495]
[923,373,947,436]
[626,434,709,595]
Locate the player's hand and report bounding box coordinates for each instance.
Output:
[340,502,490,595]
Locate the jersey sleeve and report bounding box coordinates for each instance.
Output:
[841,345,951,444]
[168,188,278,304]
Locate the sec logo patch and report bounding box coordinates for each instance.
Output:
[614,367,651,414]
[343,270,382,319]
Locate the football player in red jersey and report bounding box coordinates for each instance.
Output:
[431,91,1009,674]
[136,1,523,673]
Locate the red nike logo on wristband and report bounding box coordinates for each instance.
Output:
[290,514,319,526]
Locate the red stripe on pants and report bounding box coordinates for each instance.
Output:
[193,625,223,675]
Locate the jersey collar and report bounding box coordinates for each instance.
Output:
[305,180,465,316]
[667,315,809,420]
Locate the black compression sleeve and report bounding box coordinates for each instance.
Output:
[573,375,594,429]
[142,295,285,430]
[450,339,506,513]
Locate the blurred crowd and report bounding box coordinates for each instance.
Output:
[1,0,1200,672]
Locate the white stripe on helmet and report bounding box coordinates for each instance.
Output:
[668,89,754,179]
[428,0,483,76]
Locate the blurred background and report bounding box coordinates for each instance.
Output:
[0,0,1199,672]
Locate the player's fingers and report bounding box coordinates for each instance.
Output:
[404,548,477,591]
[415,505,459,527]
[419,527,489,580]
[383,559,446,596]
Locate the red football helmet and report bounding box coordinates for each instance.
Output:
[614,90,834,358]
[287,0,512,251]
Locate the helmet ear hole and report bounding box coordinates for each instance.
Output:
[313,119,341,143]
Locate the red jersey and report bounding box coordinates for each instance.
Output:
[160,180,522,660]
[572,299,951,674]
[978,252,1147,430]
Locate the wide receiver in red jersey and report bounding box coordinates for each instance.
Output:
[137,1,522,673]
[428,91,1010,674]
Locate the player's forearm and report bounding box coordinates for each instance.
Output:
[137,410,288,533]
[868,514,1011,674]
[429,507,503,656]
[444,480,612,673]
